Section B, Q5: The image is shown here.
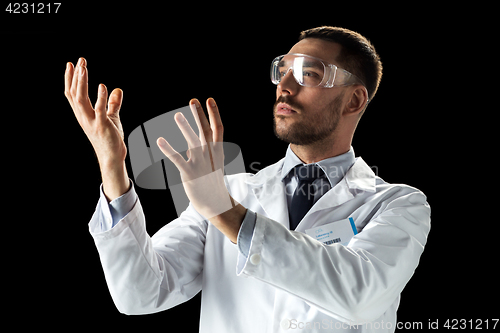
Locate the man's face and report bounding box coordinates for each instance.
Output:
[273,38,347,146]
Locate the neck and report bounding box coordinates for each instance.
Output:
[290,138,351,164]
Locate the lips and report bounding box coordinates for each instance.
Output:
[275,103,297,115]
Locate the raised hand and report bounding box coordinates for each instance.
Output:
[156,98,246,242]
[64,58,129,200]
[156,98,231,217]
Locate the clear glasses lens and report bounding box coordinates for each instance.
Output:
[271,54,328,87]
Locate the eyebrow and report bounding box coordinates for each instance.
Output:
[278,59,323,70]
[302,60,323,69]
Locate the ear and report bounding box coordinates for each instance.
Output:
[344,85,369,116]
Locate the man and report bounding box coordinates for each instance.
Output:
[65,26,430,332]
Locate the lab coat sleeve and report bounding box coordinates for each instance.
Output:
[89,195,207,315]
[236,187,431,324]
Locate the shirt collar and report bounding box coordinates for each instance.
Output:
[280,145,356,188]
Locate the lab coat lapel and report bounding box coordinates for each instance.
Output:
[245,158,290,228]
[297,157,376,229]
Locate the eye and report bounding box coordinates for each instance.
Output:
[278,67,290,78]
[303,71,319,78]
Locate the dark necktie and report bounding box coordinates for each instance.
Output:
[289,164,324,230]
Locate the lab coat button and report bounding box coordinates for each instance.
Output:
[280,318,291,330]
[250,253,261,265]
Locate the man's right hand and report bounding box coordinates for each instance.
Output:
[65,57,130,201]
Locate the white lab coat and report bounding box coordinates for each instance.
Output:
[89,156,430,332]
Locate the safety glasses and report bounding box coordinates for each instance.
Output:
[270,53,365,88]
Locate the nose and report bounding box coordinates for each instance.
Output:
[277,69,300,96]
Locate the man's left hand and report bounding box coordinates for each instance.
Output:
[157,98,246,243]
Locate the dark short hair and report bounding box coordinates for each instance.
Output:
[299,26,383,102]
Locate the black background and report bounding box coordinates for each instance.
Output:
[2,2,495,331]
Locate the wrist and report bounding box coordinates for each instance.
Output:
[209,200,247,243]
[100,160,130,202]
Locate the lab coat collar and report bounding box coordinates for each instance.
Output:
[245,157,285,187]
[345,157,377,193]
